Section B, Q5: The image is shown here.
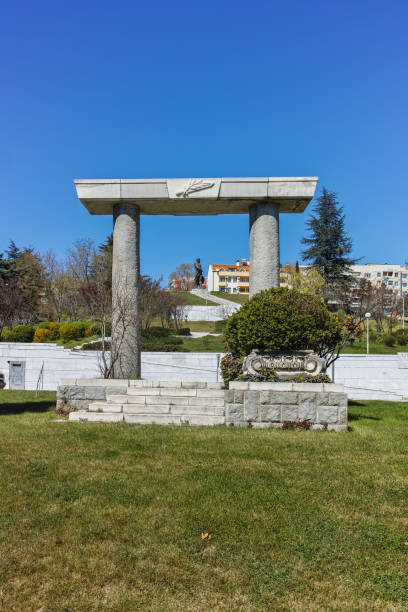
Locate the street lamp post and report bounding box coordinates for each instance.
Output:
[365,312,371,354]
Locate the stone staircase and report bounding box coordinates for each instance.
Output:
[69,380,225,425]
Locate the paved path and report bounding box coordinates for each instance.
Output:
[190,289,241,309]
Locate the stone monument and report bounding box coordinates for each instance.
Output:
[74,177,318,378]
[193,258,204,288]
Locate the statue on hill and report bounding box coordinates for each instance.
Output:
[194,258,204,288]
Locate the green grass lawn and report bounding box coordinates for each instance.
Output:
[211,291,249,304]
[170,291,212,306]
[341,339,406,355]
[0,391,407,610]
[181,334,226,352]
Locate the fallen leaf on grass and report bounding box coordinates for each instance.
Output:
[201,532,211,541]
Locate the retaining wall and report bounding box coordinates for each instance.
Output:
[0,342,407,401]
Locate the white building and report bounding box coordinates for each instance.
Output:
[350,264,408,295]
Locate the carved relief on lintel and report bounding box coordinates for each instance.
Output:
[167,178,221,199]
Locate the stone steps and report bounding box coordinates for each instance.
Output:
[68,381,226,425]
[69,410,224,426]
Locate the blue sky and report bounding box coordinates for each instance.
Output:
[1,0,407,282]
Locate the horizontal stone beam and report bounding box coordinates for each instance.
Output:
[74,177,318,216]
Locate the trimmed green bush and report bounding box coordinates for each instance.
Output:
[1,325,35,343]
[383,333,396,347]
[394,329,408,346]
[59,322,88,342]
[224,288,342,357]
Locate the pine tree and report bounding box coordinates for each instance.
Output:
[301,188,357,283]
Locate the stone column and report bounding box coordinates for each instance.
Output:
[249,202,280,297]
[112,203,141,378]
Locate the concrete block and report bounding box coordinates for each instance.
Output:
[69,386,84,399]
[225,390,234,403]
[123,404,170,414]
[259,405,281,421]
[297,401,316,422]
[318,406,338,424]
[160,380,182,388]
[316,392,330,405]
[297,392,317,418]
[244,391,259,421]
[234,390,244,403]
[120,395,146,404]
[196,389,225,398]
[311,424,325,431]
[269,391,298,404]
[57,385,69,398]
[159,388,196,397]
[248,382,280,391]
[69,411,89,421]
[86,412,124,422]
[225,403,244,421]
[292,383,324,392]
[281,405,298,421]
[171,405,224,416]
[323,383,344,392]
[229,381,249,390]
[338,404,348,425]
[89,403,122,413]
[127,388,160,396]
[69,399,90,411]
[259,391,271,405]
[180,415,224,426]
[84,386,107,400]
[328,393,348,407]
[252,422,274,429]
[146,395,188,406]
[206,382,224,389]
[225,420,249,427]
[124,414,181,425]
[187,397,224,407]
[182,381,205,388]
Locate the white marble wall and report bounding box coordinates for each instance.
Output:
[1,342,407,400]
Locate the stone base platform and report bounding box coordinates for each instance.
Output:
[57,379,348,430]
[226,381,348,431]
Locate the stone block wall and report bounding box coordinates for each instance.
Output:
[57,379,128,414]
[225,381,348,431]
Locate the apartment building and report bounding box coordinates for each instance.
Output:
[351,264,408,296]
[207,260,408,296]
[207,260,291,294]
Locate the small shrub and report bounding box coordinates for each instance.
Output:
[47,322,60,340]
[1,325,35,342]
[383,333,396,347]
[174,327,191,336]
[395,329,408,346]
[59,322,87,342]
[33,328,53,343]
[224,288,342,357]
[144,327,170,338]
[37,321,51,329]
[220,353,243,388]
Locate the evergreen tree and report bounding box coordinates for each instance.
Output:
[301,188,358,283]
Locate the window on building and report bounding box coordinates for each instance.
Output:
[403,283,407,287]
[377,272,381,277]
[403,274,407,279]
[364,273,371,278]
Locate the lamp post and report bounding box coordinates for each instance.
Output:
[365,312,371,354]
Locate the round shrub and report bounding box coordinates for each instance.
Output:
[224,288,342,357]
[59,321,87,342]
[37,321,51,329]
[47,322,60,340]
[33,328,53,343]
[395,329,408,346]
[383,333,396,347]
[1,325,35,342]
